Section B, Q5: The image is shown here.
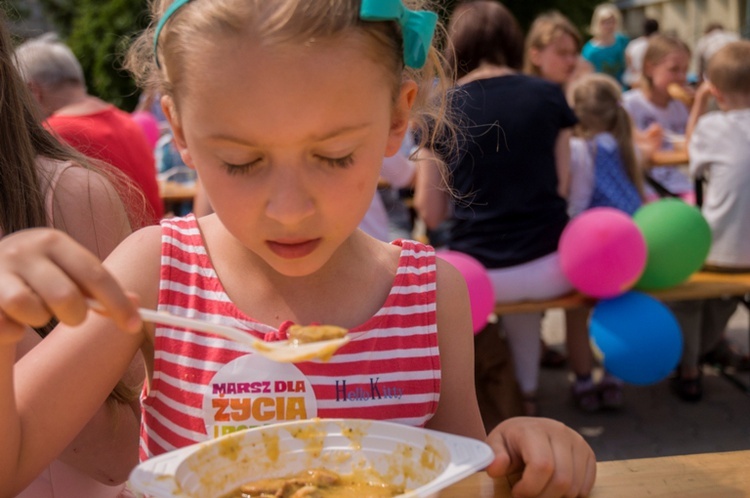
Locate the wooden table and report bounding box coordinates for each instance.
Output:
[650,148,689,167]
[159,180,196,203]
[494,270,750,316]
[437,449,750,497]
[159,180,196,216]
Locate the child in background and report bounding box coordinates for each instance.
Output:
[0,13,142,497]
[568,73,645,217]
[563,73,645,412]
[0,2,596,497]
[668,40,750,402]
[581,3,629,86]
[524,11,585,91]
[622,34,694,201]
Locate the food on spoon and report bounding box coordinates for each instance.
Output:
[251,323,350,362]
[287,324,348,345]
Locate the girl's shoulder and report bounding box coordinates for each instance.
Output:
[622,88,645,103]
[615,33,630,48]
[389,238,435,268]
[103,223,164,308]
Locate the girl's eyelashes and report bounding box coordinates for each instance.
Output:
[222,159,261,175]
[220,153,355,174]
[317,153,355,169]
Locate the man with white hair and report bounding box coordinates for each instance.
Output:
[14,34,163,224]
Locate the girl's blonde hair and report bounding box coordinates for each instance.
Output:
[640,33,690,91]
[589,3,622,38]
[524,11,581,77]
[126,0,452,155]
[569,73,644,197]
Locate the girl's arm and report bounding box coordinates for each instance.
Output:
[685,82,714,145]
[555,128,573,199]
[425,258,485,440]
[44,165,143,484]
[567,138,595,218]
[413,147,451,230]
[428,256,597,497]
[0,227,157,496]
[14,328,143,486]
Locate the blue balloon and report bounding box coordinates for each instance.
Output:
[590,292,683,385]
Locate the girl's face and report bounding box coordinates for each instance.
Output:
[166,33,413,278]
[597,15,617,38]
[647,50,689,92]
[529,32,579,85]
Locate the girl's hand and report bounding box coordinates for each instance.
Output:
[0,228,142,343]
[486,417,597,498]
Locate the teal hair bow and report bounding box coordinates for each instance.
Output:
[360,0,438,69]
[154,0,438,70]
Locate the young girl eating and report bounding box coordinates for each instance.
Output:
[622,34,694,201]
[0,2,595,497]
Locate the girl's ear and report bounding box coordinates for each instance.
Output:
[528,47,542,68]
[706,82,723,102]
[642,60,653,79]
[385,80,418,156]
[161,95,196,170]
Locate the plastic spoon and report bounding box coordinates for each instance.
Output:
[87,300,350,363]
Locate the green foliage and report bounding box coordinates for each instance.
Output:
[38,0,149,111]
[37,0,75,36]
[1,0,31,22]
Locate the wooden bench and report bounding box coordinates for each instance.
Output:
[493,271,750,393]
[494,271,750,315]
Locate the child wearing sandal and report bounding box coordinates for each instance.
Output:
[667,40,750,402]
[0,2,596,497]
[562,72,648,412]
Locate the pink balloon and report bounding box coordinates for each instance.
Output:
[131,110,160,150]
[436,250,495,334]
[559,208,647,298]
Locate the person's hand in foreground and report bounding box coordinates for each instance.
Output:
[486,417,596,498]
[0,228,142,342]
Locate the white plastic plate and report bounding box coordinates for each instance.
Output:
[129,418,494,497]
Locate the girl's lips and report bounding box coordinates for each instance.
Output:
[266,239,321,259]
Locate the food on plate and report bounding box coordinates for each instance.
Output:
[224,468,405,497]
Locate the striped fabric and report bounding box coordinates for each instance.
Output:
[139,215,441,460]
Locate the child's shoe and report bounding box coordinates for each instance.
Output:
[571,378,601,413]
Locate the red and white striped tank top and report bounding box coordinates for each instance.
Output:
[139,215,441,460]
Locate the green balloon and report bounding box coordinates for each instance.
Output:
[633,198,711,290]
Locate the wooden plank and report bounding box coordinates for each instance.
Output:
[437,450,750,498]
[493,271,750,316]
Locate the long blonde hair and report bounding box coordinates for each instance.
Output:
[588,3,622,38]
[524,11,581,77]
[126,0,453,155]
[569,73,644,197]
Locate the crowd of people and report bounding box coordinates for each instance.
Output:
[0,0,748,497]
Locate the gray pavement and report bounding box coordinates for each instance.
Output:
[537,307,750,462]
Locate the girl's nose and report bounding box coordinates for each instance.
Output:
[265,169,315,225]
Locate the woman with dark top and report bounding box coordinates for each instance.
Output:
[414,0,577,416]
